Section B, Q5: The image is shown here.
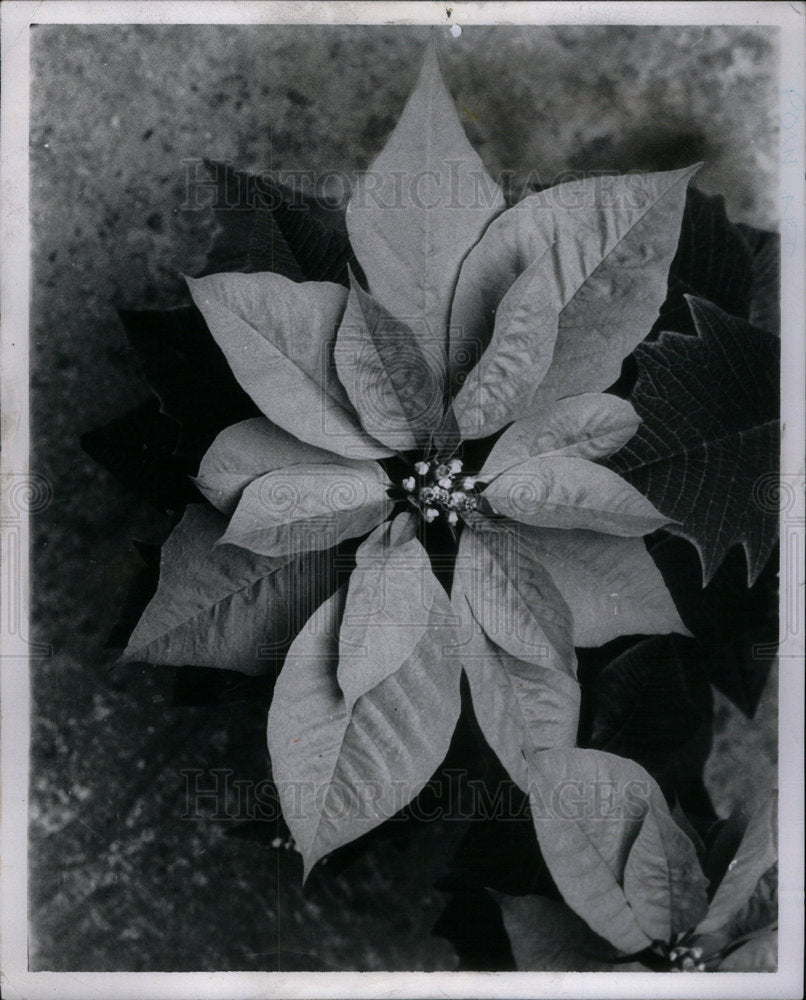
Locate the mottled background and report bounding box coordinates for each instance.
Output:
[29,24,779,971]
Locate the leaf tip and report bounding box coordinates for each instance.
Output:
[416,33,449,101]
[424,32,441,67]
[182,272,201,294]
[300,846,324,885]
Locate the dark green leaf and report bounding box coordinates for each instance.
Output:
[119,306,258,462]
[703,806,752,898]
[671,801,706,863]
[105,540,163,650]
[649,534,778,716]
[493,893,629,971]
[606,297,779,584]
[588,635,713,791]
[201,160,363,286]
[120,505,337,674]
[697,792,777,935]
[433,889,517,971]
[199,160,304,281]
[737,222,780,335]
[717,929,777,971]
[80,399,199,511]
[168,664,274,707]
[650,186,754,338]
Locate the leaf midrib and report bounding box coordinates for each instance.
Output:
[128,560,287,657]
[613,419,779,473]
[474,530,575,674]
[216,291,361,429]
[558,168,695,316]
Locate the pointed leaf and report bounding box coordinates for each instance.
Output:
[80,400,200,512]
[200,161,304,280]
[671,801,706,863]
[454,522,576,671]
[717,929,777,971]
[623,806,710,939]
[334,278,444,451]
[119,305,259,461]
[268,191,365,289]
[338,513,447,709]
[220,461,392,559]
[482,456,671,536]
[120,505,336,674]
[433,403,462,459]
[703,806,753,897]
[481,393,641,480]
[105,540,162,651]
[195,417,358,515]
[456,594,579,791]
[605,298,780,584]
[451,250,559,439]
[650,186,754,338]
[494,893,627,971]
[721,861,778,941]
[186,271,392,459]
[590,635,712,790]
[736,223,780,335]
[527,747,706,953]
[200,162,364,286]
[697,792,777,935]
[648,535,778,717]
[346,41,505,357]
[449,165,699,399]
[267,586,462,878]
[505,524,688,646]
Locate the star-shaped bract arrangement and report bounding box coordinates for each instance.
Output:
[118,41,779,957]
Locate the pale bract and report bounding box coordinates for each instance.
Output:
[139,40,700,921]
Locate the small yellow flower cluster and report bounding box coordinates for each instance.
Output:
[401,457,479,526]
[669,945,706,972]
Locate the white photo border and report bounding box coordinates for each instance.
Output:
[2,3,803,998]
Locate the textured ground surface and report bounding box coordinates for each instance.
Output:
[28,23,779,971]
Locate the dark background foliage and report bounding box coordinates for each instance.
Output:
[30,24,778,971]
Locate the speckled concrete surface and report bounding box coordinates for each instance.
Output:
[29,24,779,971]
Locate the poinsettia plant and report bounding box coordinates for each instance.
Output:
[87,40,780,971]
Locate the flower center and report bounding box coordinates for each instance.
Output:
[400,457,479,526]
[667,945,706,973]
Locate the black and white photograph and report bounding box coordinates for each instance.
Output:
[1,2,803,997]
